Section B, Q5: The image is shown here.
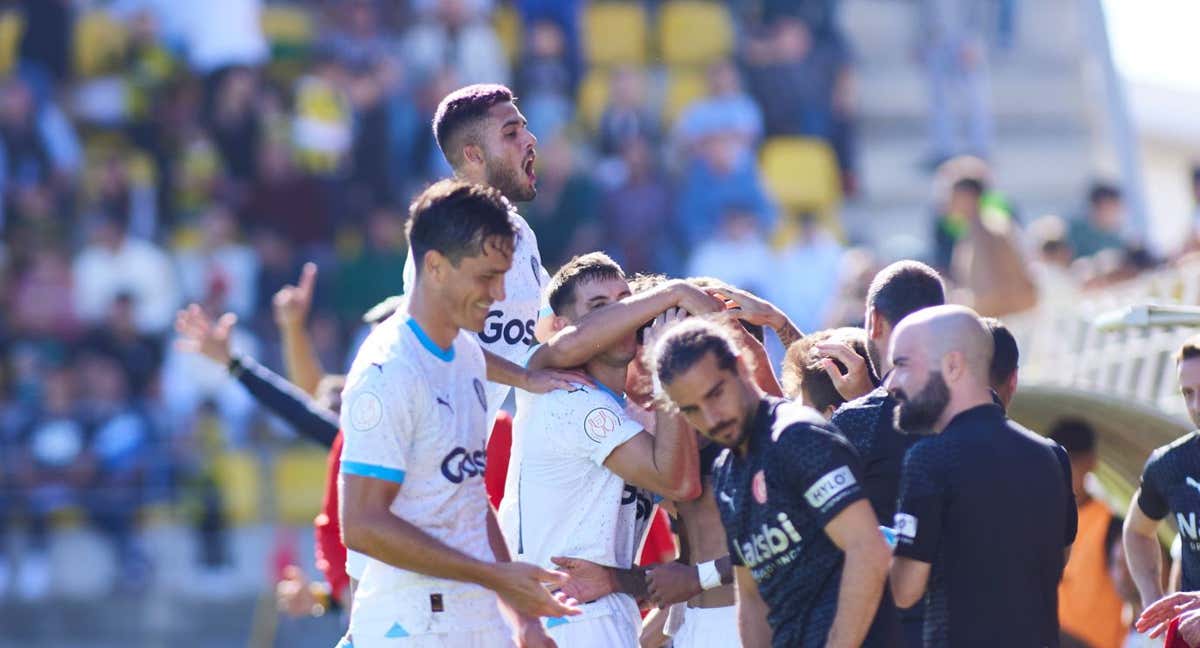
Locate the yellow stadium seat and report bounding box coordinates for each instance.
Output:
[759,136,842,221]
[662,68,707,127]
[576,68,611,131]
[260,5,315,45]
[659,1,733,66]
[74,11,129,78]
[214,450,261,526]
[0,12,23,76]
[493,4,522,64]
[584,3,647,66]
[274,447,329,526]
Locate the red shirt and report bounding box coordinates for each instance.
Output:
[314,431,349,603]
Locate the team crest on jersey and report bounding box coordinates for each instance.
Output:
[752,469,768,504]
[531,256,541,285]
[585,407,618,443]
[349,391,384,431]
[473,379,487,412]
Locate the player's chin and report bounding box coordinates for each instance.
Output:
[462,304,491,332]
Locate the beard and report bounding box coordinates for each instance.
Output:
[893,371,951,435]
[486,157,535,202]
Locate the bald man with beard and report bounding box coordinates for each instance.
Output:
[884,306,1077,648]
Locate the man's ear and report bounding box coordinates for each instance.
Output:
[424,249,448,282]
[941,350,965,383]
[551,315,570,334]
[461,142,485,167]
[867,308,889,343]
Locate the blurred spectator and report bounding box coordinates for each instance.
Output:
[516,0,583,95]
[89,153,158,241]
[770,214,844,333]
[686,206,774,297]
[674,59,763,161]
[16,0,73,96]
[292,54,354,178]
[250,227,304,325]
[1027,215,1079,303]
[0,77,81,229]
[822,246,881,328]
[8,245,79,339]
[207,67,262,184]
[242,140,333,250]
[600,136,677,275]
[514,19,574,139]
[334,206,407,325]
[598,67,659,157]
[10,365,87,601]
[79,294,163,400]
[176,204,259,319]
[1050,419,1125,648]
[76,351,154,593]
[742,17,857,187]
[1068,182,1127,260]
[160,321,259,447]
[734,0,843,44]
[323,0,401,71]
[522,134,600,270]
[169,0,268,75]
[72,212,180,335]
[675,125,777,248]
[916,0,993,164]
[402,0,509,87]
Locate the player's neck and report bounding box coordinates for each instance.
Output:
[587,362,628,400]
[406,285,459,351]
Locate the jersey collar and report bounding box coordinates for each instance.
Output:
[591,380,628,409]
[406,318,455,362]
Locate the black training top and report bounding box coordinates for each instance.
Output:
[1138,432,1200,591]
[830,386,920,524]
[714,397,901,648]
[894,404,1077,648]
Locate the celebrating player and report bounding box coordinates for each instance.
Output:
[652,319,900,648]
[339,180,577,648]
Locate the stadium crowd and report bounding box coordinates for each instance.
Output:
[0,1,1197,648]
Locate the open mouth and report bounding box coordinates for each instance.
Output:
[523,154,536,184]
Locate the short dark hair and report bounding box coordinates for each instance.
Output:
[547,252,626,317]
[1088,182,1122,206]
[782,327,872,411]
[866,260,946,326]
[432,84,515,168]
[982,317,1019,388]
[1178,334,1200,364]
[406,179,515,275]
[629,272,668,294]
[1048,418,1097,456]
[654,319,739,388]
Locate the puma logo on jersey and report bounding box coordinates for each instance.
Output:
[436,396,453,413]
[718,490,735,509]
[1186,477,1200,495]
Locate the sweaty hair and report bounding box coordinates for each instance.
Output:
[866,260,946,326]
[654,318,740,388]
[406,179,515,275]
[547,252,626,317]
[1179,334,1200,364]
[432,84,515,168]
[782,327,872,411]
[982,317,1019,388]
[1048,418,1097,456]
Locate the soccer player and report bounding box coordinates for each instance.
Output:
[822,261,943,647]
[498,253,703,647]
[981,316,1019,409]
[886,305,1077,648]
[1125,334,1200,609]
[652,319,899,648]
[339,180,576,648]
[782,327,874,419]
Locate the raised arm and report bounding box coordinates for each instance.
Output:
[527,280,723,372]
[273,262,325,395]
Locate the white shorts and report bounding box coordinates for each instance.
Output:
[337,626,512,648]
[671,605,741,648]
[545,593,640,648]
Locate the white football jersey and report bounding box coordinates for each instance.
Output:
[339,304,504,639]
[403,208,551,425]
[499,367,654,625]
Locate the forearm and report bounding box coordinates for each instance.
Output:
[535,283,681,370]
[736,570,771,648]
[650,411,701,500]
[826,547,886,648]
[733,325,784,397]
[767,311,803,349]
[230,354,338,447]
[343,511,495,588]
[485,349,530,389]
[611,565,650,600]
[1125,526,1165,605]
[280,324,325,396]
[487,507,513,563]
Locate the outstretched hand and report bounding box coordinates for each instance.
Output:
[175,304,236,367]
[1137,590,1200,638]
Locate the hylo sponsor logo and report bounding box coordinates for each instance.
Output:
[804,466,857,509]
[894,513,918,539]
